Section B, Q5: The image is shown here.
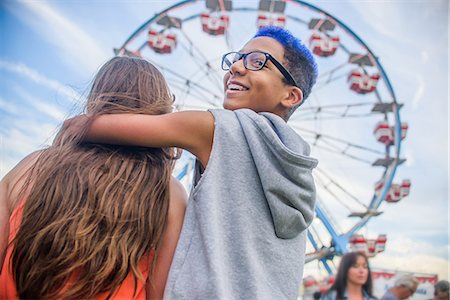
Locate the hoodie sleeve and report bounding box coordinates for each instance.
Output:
[235,109,318,239]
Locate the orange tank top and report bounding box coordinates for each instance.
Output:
[0,199,153,300]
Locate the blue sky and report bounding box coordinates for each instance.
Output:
[1,0,448,280]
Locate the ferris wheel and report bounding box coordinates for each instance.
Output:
[114,0,409,273]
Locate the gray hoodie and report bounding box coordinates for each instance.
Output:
[164,108,318,300]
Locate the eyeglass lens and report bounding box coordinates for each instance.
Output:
[222,52,267,71]
[245,52,267,70]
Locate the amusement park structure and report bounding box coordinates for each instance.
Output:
[114,0,410,273]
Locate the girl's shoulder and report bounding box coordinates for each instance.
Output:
[1,150,42,212]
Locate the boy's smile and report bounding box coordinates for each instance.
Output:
[225,80,249,94]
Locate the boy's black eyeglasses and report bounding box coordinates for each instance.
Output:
[221,51,298,87]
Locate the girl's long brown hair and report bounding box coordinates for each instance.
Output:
[11,56,176,299]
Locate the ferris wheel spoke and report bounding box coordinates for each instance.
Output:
[171,82,221,108]
[186,65,223,90]
[177,30,225,91]
[295,102,379,120]
[134,41,224,97]
[178,40,219,76]
[146,59,223,106]
[316,60,348,81]
[299,113,377,121]
[137,41,147,53]
[171,80,222,109]
[314,73,348,92]
[313,143,374,165]
[286,14,312,26]
[317,197,343,234]
[176,84,221,109]
[177,52,222,93]
[224,28,234,50]
[293,126,385,156]
[373,88,386,107]
[307,231,320,253]
[169,77,221,107]
[295,99,393,122]
[300,101,374,112]
[309,224,326,248]
[316,176,354,213]
[316,167,369,210]
[306,229,334,262]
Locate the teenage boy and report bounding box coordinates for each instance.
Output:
[80,26,318,299]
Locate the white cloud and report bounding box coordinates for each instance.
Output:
[4,1,110,74]
[403,147,415,167]
[0,60,83,103]
[123,2,170,23]
[412,74,426,110]
[349,1,446,49]
[1,120,58,178]
[421,50,430,64]
[0,96,18,115]
[379,235,447,258]
[349,1,401,41]
[358,232,449,278]
[371,197,447,237]
[371,253,449,280]
[13,87,67,122]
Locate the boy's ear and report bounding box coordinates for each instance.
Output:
[281,86,303,109]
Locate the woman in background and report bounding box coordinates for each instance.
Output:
[321,252,377,300]
[0,56,187,299]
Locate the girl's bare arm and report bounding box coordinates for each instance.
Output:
[147,177,188,299]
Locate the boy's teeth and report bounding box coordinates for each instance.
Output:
[229,83,247,91]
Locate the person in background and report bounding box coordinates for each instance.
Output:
[431,280,449,300]
[381,274,419,300]
[0,56,187,299]
[321,252,376,300]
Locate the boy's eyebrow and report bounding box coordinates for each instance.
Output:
[237,48,261,53]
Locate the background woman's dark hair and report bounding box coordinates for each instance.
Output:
[327,252,373,300]
[11,56,177,299]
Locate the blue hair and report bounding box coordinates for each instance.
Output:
[254,26,318,106]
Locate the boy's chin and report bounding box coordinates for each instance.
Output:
[222,100,236,111]
[223,98,247,111]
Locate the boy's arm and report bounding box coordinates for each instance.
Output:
[86,111,214,168]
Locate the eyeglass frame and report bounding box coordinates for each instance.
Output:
[221,51,299,87]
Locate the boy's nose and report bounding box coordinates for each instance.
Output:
[229,58,247,75]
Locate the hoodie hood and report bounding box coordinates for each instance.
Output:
[235,109,318,239]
